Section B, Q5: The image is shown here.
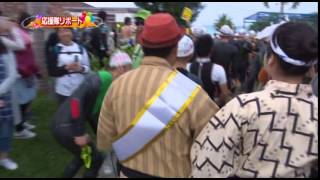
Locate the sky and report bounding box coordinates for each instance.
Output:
[85,2,318,28]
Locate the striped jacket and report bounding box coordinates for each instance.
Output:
[97,56,219,177]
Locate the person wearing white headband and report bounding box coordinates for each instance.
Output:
[191,22,318,178]
[219,25,234,37]
[270,35,317,67]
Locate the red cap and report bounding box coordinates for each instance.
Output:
[140,13,183,48]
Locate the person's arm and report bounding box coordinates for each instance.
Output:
[242,57,261,93]
[45,32,58,58]
[72,110,89,147]
[69,74,100,146]
[212,65,232,105]
[69,75,95,137]
[219,84,232,104]
[46,46,69,77]
[188,88,220,139]
[230,47,241,81]
[0,52,19,96]
[97,84,117,151]
[0,27,25,51]
[69,97,86,137]
[191,96,250,178]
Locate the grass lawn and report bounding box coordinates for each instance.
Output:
[0,93,72,178]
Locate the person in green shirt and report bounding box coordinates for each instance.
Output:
[93,51,133,116]
[52,51,132,178]
[132,9,151,69]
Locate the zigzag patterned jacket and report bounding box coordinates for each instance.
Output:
[191,80,318,178]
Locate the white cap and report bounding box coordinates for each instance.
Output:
[177,35,194,58]
[238,28,246,35]
[249,30,256,37]
[191,26,207,37]
[219,25,234,36]
[109,51,132,68]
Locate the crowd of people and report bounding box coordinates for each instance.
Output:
[0,9,318,178]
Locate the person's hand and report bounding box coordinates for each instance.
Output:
[0,100,5,108]
[74,134,90,147]
[66,62,83,73]
[65,63,77,72]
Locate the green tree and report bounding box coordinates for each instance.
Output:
[214,14,235,31]
[249,13,280,31]
[263,2,300,14]
[134,2,204,27]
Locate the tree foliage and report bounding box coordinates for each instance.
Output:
[134,2,204,27]
[214,14,235,31]
[249,14,280,32]
[263,2,300,14]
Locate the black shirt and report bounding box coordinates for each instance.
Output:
[230,40,252,83]
[52,73,101,136]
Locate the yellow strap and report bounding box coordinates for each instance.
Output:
[112,70,201,163]
[121,86,200,163]
[112,71,178,142]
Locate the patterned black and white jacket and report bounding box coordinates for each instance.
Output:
[191,80,318,178]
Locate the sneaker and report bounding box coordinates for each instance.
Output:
[14,129,36,139]
[0,159,18,170]
[23,122,36,130]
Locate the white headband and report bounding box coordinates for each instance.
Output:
[270,35,317,67]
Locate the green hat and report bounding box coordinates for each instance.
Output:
[135,9,151,20]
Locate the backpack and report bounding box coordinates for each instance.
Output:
[190,62,220,100]
[14,29,39,78]
[53,43,85,57]
[15,43,39,78]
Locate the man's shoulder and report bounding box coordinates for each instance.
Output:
[233,90,269,106]
[177,68,203,86]
[213,63,224,70]
[189,74,203,86]
[111,67,164,85]
[111,69,137,86]
[211,63,226,77]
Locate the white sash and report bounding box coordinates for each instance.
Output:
[112,71,200,162]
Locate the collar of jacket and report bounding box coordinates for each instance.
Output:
[141,56,173,70]
[264,80,314,98]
